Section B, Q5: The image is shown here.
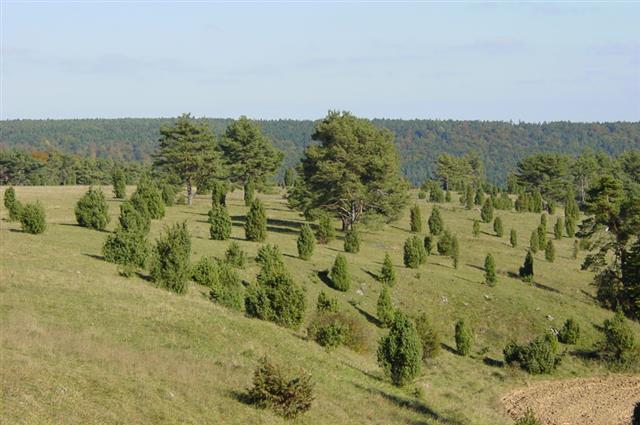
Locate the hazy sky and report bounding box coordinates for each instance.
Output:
[2,2,639,122]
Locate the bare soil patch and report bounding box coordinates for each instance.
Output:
[501,375,640,425]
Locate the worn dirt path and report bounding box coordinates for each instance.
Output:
[501,375,640,425]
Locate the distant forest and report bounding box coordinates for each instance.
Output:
[1,118,639,185]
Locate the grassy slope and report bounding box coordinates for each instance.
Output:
[1,186,638,425]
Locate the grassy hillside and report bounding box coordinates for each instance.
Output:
[1,186,638,424]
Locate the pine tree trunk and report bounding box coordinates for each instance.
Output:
[187,177,193,206]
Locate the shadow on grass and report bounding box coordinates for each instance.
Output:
[363,269,380,281]
[135,271,154,283]
[466,263,484,272]
[571,348,599,361]
[266,225,299,236]
[340,362,383,382]
[441,343,458,355]
[532,282,561,294]
[351,383,466,425]
[483,356,504,368]
[83,253,105,261]
[228,389,254,406]
[580,289,597,302]
[390,225,410,233]
[317,270,334,288]
[350,302,382,327]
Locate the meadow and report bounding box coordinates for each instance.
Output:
[1,185,638,424]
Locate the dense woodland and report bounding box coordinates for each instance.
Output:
[1,118,638,184]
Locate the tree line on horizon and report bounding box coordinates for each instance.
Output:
[1,117,638,185]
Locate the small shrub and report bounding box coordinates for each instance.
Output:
[455,319,473,356]
[307,310,368,352]
[472,219,480,237]
[245,263,306,329]
[519,251,534,282]
[112,168,127,199]
[558,318,580,344]
[445,190,451,202]
[344,227,360,253]
[131,176,165,220]
[175,194,187,205]
[572,239,579,259]
[225,241,246,268]
[537,224,546,249]
[484,253,497,286]
[544,240,555,262]
[209,203,232,240]
[451,235,460,269]
[20,202,46,234]
[493,216,503,237]
[377,310,422,386]
[404,235,426,268]
[245,198,267,242]
[423,235,433,255]
[529,230,539,253]
[410,205,422,233]
[103,227,149,276]
[244,180,255,206]
[211,180,228,205]
[297,224,315,260]
[437,229,454,255]
[210,261,244,310]
[503,332,561,374]
[161,184,177,206]
[414,312,441,360]
[75,187,110,230]
[119,201,150,234]
[554,217,563,239]
[418,190,426,199]
[330,254,350,291]
[597,310,637,366]
[377,286,395,327]
[565,216,576,238]
[379,253,396,286]
[510,228,518,248]
[4,187,23,221]
[246,357,313,419]
[150,222,191,294]
[514,408,543,425]
[255,244,284,273]
[316,290,338,313]
[315,214,335,244]
[191,256,220,287]
[428,207,444,235]
[480,198,494,223]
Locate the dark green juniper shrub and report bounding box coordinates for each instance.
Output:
[414,312,441,360]
[210,261,244,310]
[315,213,335,244]
[244,180,255,206]
[4,187,23,221]
[379,253,396,286]
[225,241,246,268]
[472,219,480,238]
[530,229,539,253]
[297,224,315,260]
[131,176,165,220]
[428,206,444,235]
[330,254,350,291]
[112,167,127,199]
[191,256,220,287]
[316,290,338,313]
[597,310,637,367]
[451,234,460,269]
[377,310,422,386]
[537,224,547,250]
[377,286,395,327]
[75,187,110,231]
[103,226,149,277]
[554,217,564,239]
[119,201,150,234]
[503,332,562,374]
[558,318,580,344]
[545,240,555,262]
[480,198,494,223]
[255,244,284,272]
[211,180,228,206]
[409,204,422,233]
[343,227,360,253]
[565,216,576,238]
[455,319,473,356]
[150,221,191,294]
[208,203,232,240]
[493,216,503,237]
[161,184,177,206]
[245,198,267,242]
[245,261,306,329]
[403,235,426,268]
[519,251,534,282]
[246,357,314,419]
[437,229,454,256]
[484,253,497,286]
[20,201,46,234]
[510,228,518,248]
[423,235,433,255]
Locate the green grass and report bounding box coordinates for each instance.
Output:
[1,186,638,424]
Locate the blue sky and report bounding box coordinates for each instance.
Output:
[2,2,639,122]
